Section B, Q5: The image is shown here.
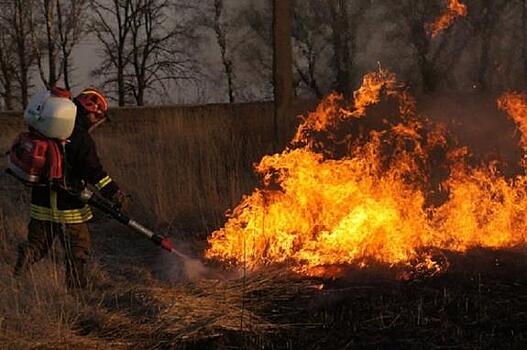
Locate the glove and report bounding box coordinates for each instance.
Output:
[112,190,131,211]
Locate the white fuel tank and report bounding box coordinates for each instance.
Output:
[24,90,77,140]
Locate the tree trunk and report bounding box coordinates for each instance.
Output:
[216,0,234,103]
[477,3,491,92]
[306,54,323,98]
[0,66,15,110]
[117,0,127,106]
[214,0,234,103]
[272,0,293,151]
[330,0,352,97]
[118,63,125,106]
[117,38,126,106]
[409,17,436,93]
[0,59,15,109]
[56,0,70,90]
[421,54,438,93]
[137,74,145,106]
[15,0,31,108]
[4,82,14,110]
[0,39,14,110]
[45,0,58,88]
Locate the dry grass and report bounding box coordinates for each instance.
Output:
[94,102,306,232]
[0,219,317,349]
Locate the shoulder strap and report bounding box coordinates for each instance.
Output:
[47,140,64,180]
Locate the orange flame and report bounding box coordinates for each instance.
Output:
[205,69,527,277]
[428,0,467,38]
[498,92,527,151]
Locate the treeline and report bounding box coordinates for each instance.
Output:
[235,0,527,100]
[0,0,525,110]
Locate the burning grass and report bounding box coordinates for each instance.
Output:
[206,69,527,279]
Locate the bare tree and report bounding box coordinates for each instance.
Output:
[189,0,236,103]
[329,0,352,97]
[30,0,60,88]
[242,0,369,100]
[400,1,442,93]
[292,0,329,99]
[127,0,194,105]
[468,0,510,91]
[294,0,370,98]
[8,0,36,108]
[329,0,370,97]
[243,1,318,100]
[29,0,88,90]
[90,0,135,106]
[91,0,195,105]
[238,3,274,100]
[56,0,89,90]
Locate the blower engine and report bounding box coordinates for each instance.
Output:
[24,88,77,140]
[5,88,76,186]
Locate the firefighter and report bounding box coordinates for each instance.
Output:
[14,88,128,289]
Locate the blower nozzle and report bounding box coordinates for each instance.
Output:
[160,237,175,252]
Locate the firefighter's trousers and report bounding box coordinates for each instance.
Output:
[16,218,91,289]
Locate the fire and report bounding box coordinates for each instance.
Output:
[205,69,527,277]
[428,0,467,38]
[498,92,527,152]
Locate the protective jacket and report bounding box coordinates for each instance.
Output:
[30,107,118,223]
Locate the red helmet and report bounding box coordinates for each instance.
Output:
[75,88,109,118]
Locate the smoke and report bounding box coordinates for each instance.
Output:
[155,239,241,282]
[181,256,209,280]
[154,240,207,282]
[355,3,418,86]
[418,92,523,177]
[353,1,522,95]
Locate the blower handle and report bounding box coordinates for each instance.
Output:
[78,188,129,224]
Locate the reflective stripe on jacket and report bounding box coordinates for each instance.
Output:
[30,204,93,224]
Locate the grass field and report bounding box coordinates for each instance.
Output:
[1,97,527,349]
